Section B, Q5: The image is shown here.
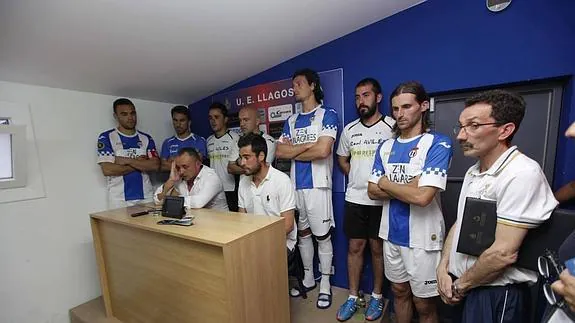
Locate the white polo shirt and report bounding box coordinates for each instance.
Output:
[238,166,297,251]
[153,165,229,211]
[448,146,558,285]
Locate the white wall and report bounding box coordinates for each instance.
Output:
[0,81,176,323]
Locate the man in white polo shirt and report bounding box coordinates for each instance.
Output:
[237,133,297,252]
[154,148,228,211]
[436,90,558,323]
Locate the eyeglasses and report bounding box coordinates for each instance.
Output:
[538,250,566,306]
[453,122,501,135]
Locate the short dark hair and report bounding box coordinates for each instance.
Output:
[464,90,526,143]
[209,102,228,117]
[113,98,135,113]
[390,81,431,135]
[238,133,267,160]
[171,105,189,119]
[293,68,324,103]
[356,78,382,96]
[177,147,202,161]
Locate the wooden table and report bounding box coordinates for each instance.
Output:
[90,205,289,323]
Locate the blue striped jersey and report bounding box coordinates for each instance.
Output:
[97,128,158,203]
[369,132,453,250]
[279,105,338,189]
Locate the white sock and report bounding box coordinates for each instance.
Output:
[348,295,358,300]
[298,234,315,287]
[371,293,382,299]
[317,236,333,295]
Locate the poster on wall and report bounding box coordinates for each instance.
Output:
[210,68,345,193]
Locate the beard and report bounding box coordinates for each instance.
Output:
[244,163,262,176]
[358,104,377,119]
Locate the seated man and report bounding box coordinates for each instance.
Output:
[154,148,228,211]
[237,133,297,253]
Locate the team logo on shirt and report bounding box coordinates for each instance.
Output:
[97,142,105,150]
[409,147,419,158]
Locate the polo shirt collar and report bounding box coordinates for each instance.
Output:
[468,145,519,177]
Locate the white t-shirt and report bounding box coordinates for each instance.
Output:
[238,166,297,251]
[279,105,338,190]
[207,131,240,192]
[337,116,395,205]
[448,146,558,285]
[153,165,228,211]
[369,132,453,251]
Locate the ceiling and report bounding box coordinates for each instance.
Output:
[0,0,424,104]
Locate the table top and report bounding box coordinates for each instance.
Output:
[90,204,283,247]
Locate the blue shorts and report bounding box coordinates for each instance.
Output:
[450,282,530,323]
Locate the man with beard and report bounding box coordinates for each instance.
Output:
[336,78,395,322]
[368,81,453,323]
[97,98,160,208]
[159,105,207,171]
[238,106,276,164]
[276,68,338,309]
[437,90,557,323]
[237,133,297,252]
[154,148,228,211]
[207,102,243,211]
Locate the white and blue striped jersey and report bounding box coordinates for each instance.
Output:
[369,132,453,251]
[97,128,158,203]
[160,133,207,160]
[279,105,338,190]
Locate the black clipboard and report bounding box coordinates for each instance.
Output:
[456,197,575,271]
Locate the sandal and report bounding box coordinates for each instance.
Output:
[317,291,332,309]
[289,283,316,297]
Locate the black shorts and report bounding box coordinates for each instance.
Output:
[225,190,238,212]
[343,201,383,239]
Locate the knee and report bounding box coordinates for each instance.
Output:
[348,240,366,255]
[413,297,437,316]
[298,228,312,237]
[368,239,383,255]
[391,283,412,300]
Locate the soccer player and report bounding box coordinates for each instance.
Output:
[207,102,243,211]
[238,106,276,164]
[336,78,395,321]
[276,68,338,309]
[237,133,296,253]
[368,81,453,323]
[97,98,160,208]
[159,105,207,171]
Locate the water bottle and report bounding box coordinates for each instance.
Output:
[358,290,366,308]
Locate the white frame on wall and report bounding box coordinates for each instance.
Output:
[0,124,27,189]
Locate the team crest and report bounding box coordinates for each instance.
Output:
[97,142,105,150]
[409,147,418,158]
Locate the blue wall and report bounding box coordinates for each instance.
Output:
[190,0,575,289]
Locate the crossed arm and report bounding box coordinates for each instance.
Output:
[275,137,334,161]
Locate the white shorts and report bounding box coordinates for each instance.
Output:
[383,240,440,298]
[296,188,334,236]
